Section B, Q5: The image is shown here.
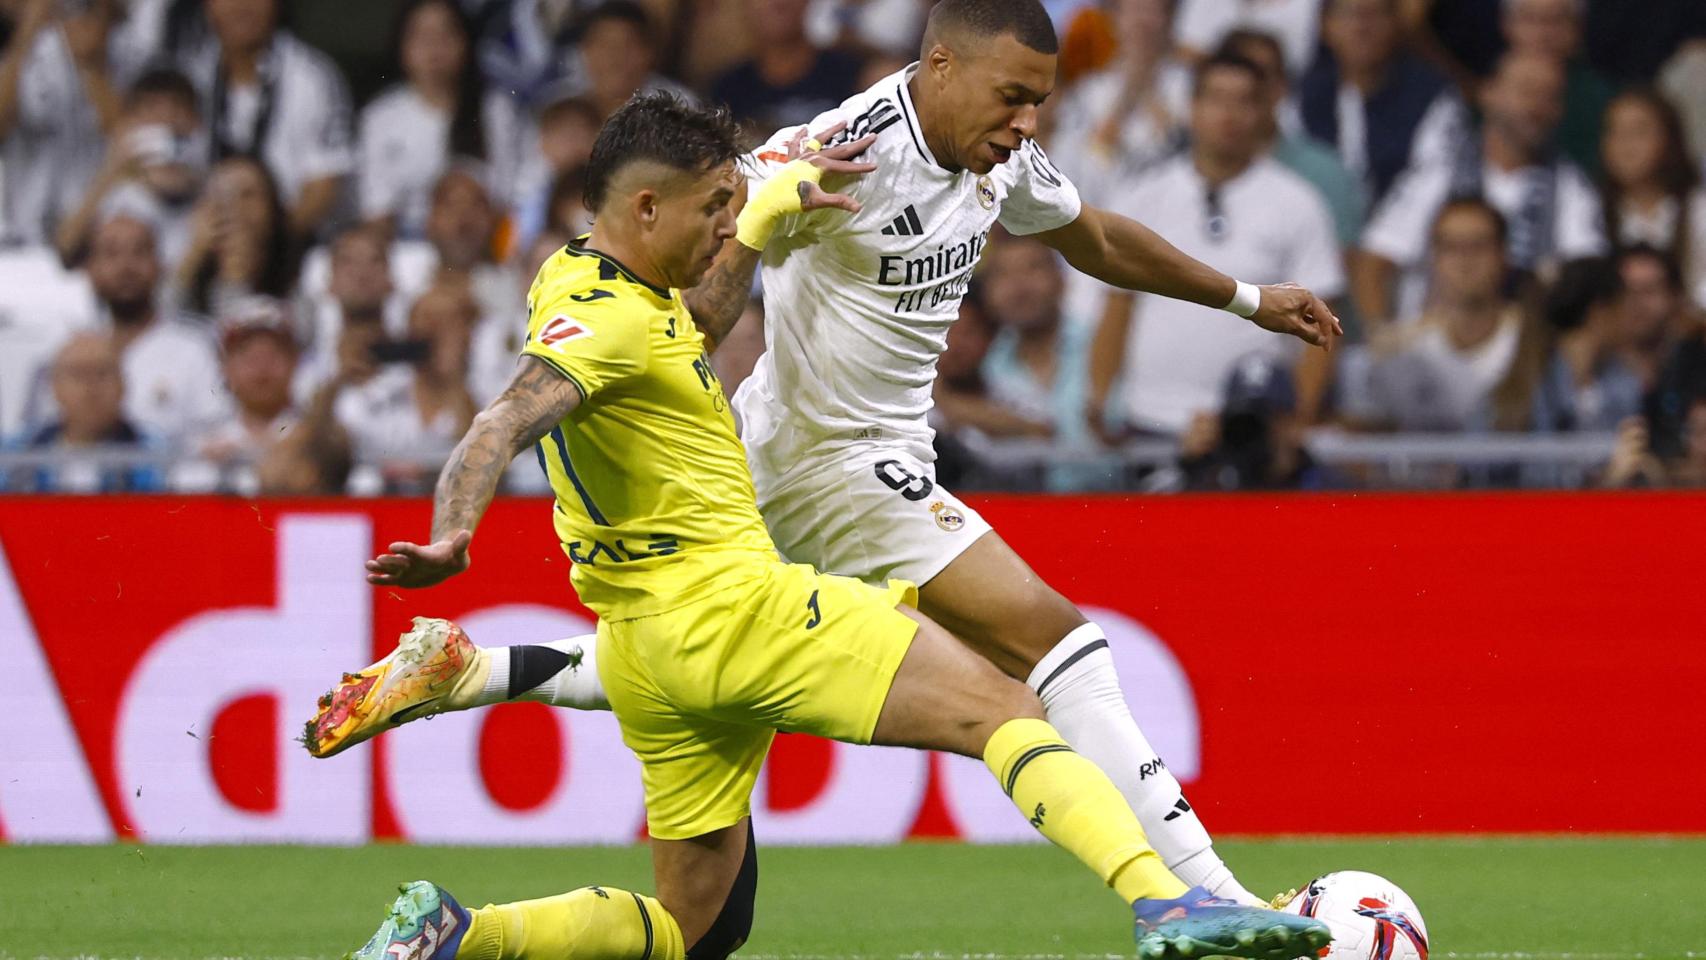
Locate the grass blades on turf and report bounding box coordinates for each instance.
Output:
[0,837,1702,960]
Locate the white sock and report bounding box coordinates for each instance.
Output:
[509,635,610,710]
[1027,623,1261,906]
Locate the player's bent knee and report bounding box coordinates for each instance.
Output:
[686,824,758,960]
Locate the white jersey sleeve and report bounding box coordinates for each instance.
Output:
[745,99,894,241]
[997,140,1083,236]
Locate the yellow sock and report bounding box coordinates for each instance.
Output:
[983,718,1189,903]
[455,886,686,960]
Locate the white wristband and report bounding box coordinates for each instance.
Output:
[1223,280,1261,319]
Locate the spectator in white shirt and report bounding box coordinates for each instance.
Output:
[0,0,133,244]
[1090,51,1345,436]
[1342,198,1546,432]
[324,278,480,492]
[359,0,521,240]
[1173,0,1323,77]
[1047,0,1190,205]
[182,0,354,237]
[1598,88,1706,297]
[425,165,520,326]
[55,67,205,274]
[83,213,224,445]
[177,295,299,492]
[1355,51,1607,330]
[296,222,398,393]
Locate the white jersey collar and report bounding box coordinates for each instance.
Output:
[895,63,944,171]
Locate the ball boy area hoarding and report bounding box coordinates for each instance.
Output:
[2,494,1703,845]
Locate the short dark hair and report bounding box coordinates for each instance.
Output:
[584,92,744,212]
[126,67,199,114]
[1615,242,1685,292]
[572,0,652,44]
[1192,50,1265,97]
[926,0,1058,55]
[1432,197,1509,248]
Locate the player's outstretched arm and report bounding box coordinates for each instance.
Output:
[684,125,875,349]
[1037,205,1345,350]
[366,356,583,588]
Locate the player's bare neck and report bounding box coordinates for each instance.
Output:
[906,74,962,174]
[584,224,670,293]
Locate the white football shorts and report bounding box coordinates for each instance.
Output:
[750,442,993,588]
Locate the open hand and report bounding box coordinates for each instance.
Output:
[365,530,472,588]
[1249,282,1344,351]
[783,122,877,214]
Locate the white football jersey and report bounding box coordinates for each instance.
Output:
[732,65,1082,471]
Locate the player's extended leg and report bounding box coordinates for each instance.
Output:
[302,619,606,758]
[345,821,757,960]
[917,531,1262,906]
[876,608,1328,960]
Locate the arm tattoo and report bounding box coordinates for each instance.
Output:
[684,243,762,351]
[430,356,582,542]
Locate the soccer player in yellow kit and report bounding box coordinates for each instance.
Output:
[327,94,1328,960]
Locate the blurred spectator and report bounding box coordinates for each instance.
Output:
[3,332,161,492]
[513,93,598,248]
[254,412,352,494]
[804,0,928,61]
[1047,0,1188,204]
[1642,270,1706,461]
[326,278,480,492]
[1091,52,1344,437]
[1344,199,1545,432]
[1356,52,1606,328]
[1500,0,1611,175]
[543,164,592,238]
[425,166,520,328]
[980,237,1084,440]
[0,0,134,244]
[1171,353,1336,491]
[359,0,521,240]
[935,271,1051,442]
[298,223,398,391]
[177,295,298,491]
[176,155,301,316]
[1531,257,1650,432]
[710,0,862,136]
[567,1,693,121]
[1219,29,1366,249]
[1598,89,1706,296]
[181,0,353,237]
[54,67,206,273]
[1299,0,1462,207]
[1173,0,1322,76]
[84,213,223,443]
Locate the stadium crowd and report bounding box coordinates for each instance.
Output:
[2,0,1705,493]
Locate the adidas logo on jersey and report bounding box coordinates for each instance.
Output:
[880,205,924,237]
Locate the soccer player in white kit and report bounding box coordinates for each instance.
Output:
[330,0,1341,910]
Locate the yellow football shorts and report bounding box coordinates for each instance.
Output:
[595,557,920,840]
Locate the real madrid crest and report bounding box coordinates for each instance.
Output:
[976,176,995,210]
[929,500,966,532]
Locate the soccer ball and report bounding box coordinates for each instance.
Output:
[1282,870,1430,960]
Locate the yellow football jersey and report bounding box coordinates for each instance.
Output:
[522,239,777,620]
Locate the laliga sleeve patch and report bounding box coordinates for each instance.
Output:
[539,315,594,349]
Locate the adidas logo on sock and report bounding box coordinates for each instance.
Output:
[1162,797,1192,822]
[880,204,924,237]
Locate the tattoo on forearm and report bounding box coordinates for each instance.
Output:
[685,245,761,349]
[430,357,581,542]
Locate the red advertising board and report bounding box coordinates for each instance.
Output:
[2,493,1703,844]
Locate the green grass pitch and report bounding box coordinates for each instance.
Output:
[2,838,1702,960]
